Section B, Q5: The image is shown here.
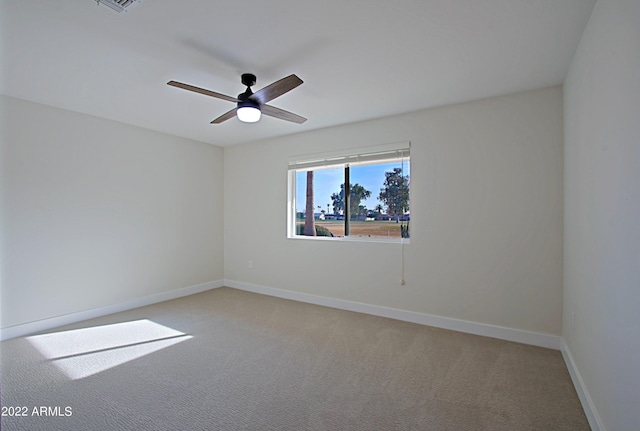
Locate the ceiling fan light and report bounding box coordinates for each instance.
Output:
[237,106,261,123]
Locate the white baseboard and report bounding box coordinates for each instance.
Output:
[561,340,605,431]
[224,279,561,350]
[0,280,224,341]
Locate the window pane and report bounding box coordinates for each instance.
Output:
[348,159,410,239]
[295,167,343,237]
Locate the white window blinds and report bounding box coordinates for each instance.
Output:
[288,142,410,171]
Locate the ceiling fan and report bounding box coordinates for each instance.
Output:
[167,73,306,124]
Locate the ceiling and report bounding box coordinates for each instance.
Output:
[0,0,595,147]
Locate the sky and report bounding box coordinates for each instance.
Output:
[295,161,409,214]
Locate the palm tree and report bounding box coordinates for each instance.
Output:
[303,171,316,236]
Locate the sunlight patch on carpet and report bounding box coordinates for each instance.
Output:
[26,319,192,379]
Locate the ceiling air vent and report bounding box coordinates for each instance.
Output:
[95,0,142,13]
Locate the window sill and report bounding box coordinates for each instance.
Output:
[288,235,410,244]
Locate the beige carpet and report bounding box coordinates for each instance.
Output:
[1,287,590,430]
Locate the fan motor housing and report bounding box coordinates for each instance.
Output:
[241,73,257,87]
[237,94,259,110]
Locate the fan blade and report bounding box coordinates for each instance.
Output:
[211,108,238,124]
[250,74,303,105]
[168,81,239,103]
[261,104,307,124]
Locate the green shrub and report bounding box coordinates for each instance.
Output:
[400,223,410,238]
[296,224,333,237]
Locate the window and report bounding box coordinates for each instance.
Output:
[288,142,410,241]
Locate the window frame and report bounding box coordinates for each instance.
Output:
[287,142,410,243]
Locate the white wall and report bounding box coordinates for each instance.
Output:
[1,95,224,329]
[563,0,640,430]
[224,86,564,336]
